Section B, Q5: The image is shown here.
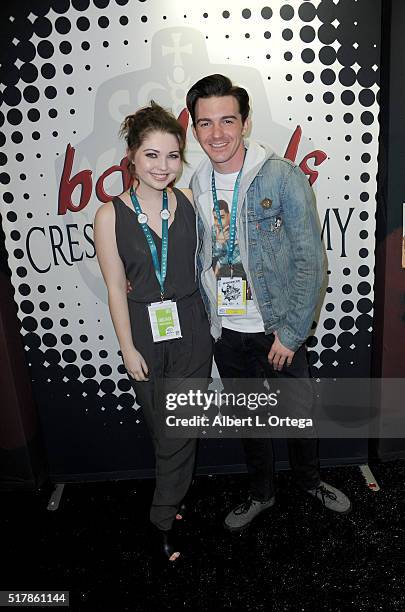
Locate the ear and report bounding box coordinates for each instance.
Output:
[192,124,198,141]
[126,147,134,165]
[242,117,251,136]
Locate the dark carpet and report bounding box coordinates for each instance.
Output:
[1,460,404,611]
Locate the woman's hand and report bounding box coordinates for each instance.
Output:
[123,347,149,381]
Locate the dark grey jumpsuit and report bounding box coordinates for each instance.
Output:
[113,188,213,530]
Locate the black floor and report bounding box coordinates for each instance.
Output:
[1,460,404,611]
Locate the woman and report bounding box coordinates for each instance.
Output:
[94,102,212,563]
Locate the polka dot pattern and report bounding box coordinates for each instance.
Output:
[0,0,380,424]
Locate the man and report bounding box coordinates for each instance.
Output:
[186,74,351,532]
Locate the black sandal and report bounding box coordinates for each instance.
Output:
[150,526,181,565]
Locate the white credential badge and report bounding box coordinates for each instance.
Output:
[217,277,247,316]
[148,300,182,342]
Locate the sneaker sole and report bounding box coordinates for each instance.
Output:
[313,499,352,515]
[224,519,255,533]
[328,501,352,515]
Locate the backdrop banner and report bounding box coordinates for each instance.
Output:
[0,1,381,479]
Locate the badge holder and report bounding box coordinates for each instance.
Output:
[148,299,182,343]
[217,276,247,316]
[212,166,247,316]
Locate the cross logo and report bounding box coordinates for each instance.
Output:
[162,33,192,66]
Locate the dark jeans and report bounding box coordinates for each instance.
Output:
[214,327,321,501]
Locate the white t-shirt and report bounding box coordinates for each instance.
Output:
[211,170,265,333]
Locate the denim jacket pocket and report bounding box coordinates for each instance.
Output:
[256,214,284,252]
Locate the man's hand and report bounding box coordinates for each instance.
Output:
[126,279,133,294]
[268,331,295,371]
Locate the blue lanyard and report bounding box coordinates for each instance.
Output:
[211,168,243,269]
[130,187,169,300]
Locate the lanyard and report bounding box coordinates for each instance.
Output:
[211,167,243,270]
[130,186,169,300]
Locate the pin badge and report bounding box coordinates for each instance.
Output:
[260,198,272,209]
[160,209,171,220]
[137,213,148,224]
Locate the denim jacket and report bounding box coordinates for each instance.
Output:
[190,140,326,352]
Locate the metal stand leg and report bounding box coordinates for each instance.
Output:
[359,464,380,491]
[47,483,65,511]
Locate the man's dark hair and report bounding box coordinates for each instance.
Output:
[186,74,250,125]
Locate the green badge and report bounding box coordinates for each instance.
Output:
[156,307,175,337]
[148,299,182,343]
